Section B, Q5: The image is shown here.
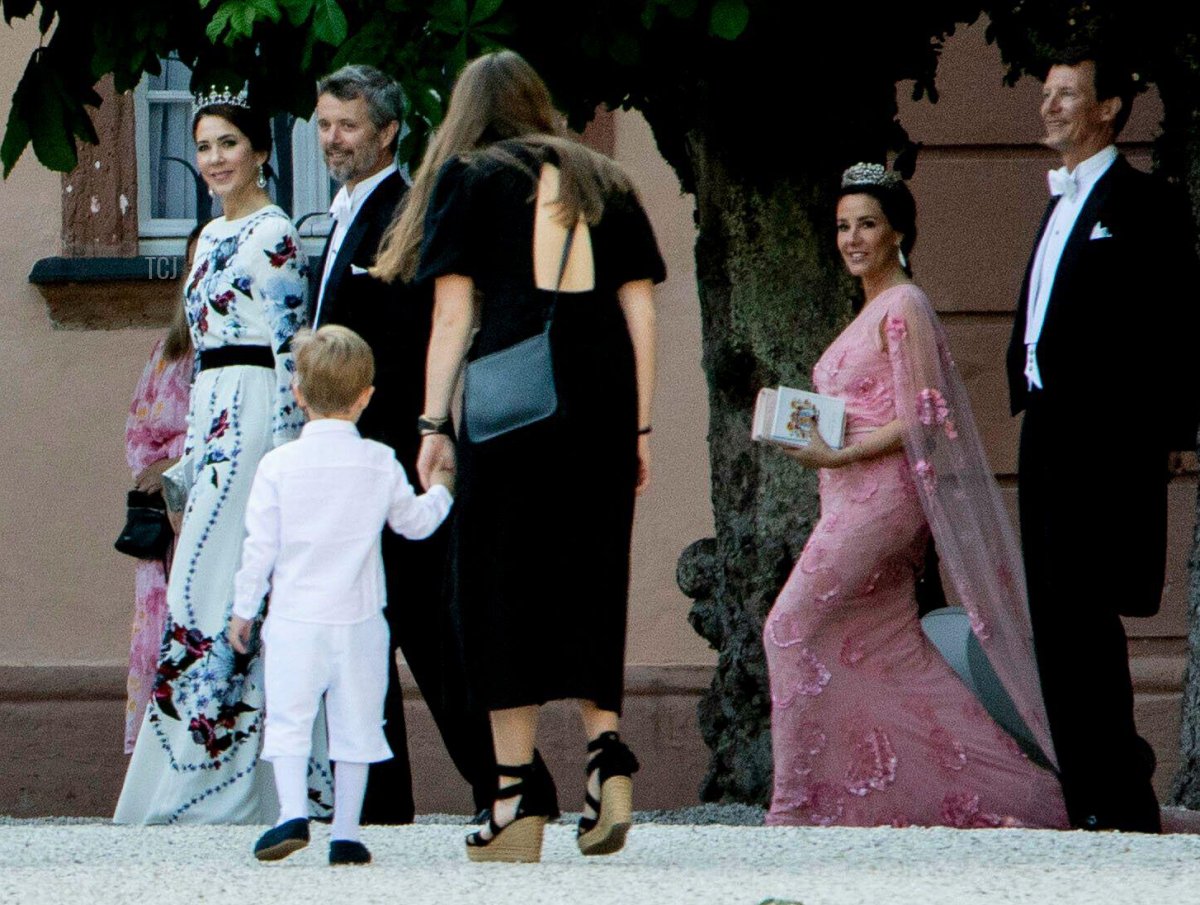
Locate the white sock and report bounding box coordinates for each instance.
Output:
[332,761,369,842]
[272,755,310,824]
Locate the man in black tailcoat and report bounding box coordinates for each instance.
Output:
[311,64,492,822]
[1007,50,1199,832]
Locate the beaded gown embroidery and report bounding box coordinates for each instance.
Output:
[115,206,332,824]
[763,285,1068,828]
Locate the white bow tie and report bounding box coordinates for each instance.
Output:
[1047,167,1078,202]
[329,190,352,225]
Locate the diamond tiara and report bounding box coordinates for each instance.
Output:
[841,162,901,189]
[192,85,250,116]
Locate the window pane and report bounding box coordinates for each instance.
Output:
[149,101,199,221]
[291,115,334,235]
[149,57,192,94]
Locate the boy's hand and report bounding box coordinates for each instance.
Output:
[228,615,253,655]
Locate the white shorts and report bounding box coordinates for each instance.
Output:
[260,612,393,764]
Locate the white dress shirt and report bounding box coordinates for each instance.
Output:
[1024,144,1118,389]
[313,163,399,325]
[232,418,452,624]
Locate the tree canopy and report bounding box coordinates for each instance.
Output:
[2,0,982,185]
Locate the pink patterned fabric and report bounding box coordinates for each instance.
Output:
[764,284,1067,828]
[123,337,192,753]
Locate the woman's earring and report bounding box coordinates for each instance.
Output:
[207,187,215,198]
[898,247,908,270]
[256,164,267,189]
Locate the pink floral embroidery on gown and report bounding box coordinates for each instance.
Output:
[764,284,1068,828]
[123,337,192,753]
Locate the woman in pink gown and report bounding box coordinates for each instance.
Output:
[763,163,1068,828]
[123,304,193,752]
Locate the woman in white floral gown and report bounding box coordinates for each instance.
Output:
[115,93,330,824]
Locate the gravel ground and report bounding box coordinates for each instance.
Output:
[2,808,1200,905]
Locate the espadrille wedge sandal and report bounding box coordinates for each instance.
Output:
[466,754,560,863]
[577,731,639,856]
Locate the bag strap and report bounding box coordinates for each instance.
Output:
[542,224,577,331]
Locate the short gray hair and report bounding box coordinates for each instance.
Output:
[316,64,404,150]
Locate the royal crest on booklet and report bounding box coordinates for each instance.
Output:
[752,386,847,449]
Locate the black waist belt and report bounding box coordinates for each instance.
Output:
[199,345,274,372]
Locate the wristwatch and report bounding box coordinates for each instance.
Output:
[417,414,450,436]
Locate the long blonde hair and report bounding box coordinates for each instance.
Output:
[373,50,629,284]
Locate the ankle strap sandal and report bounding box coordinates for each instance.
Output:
[577,731,639,856]
[466,753,560,863]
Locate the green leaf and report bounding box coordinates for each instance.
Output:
[330,19,391,69]
[468,0,503,25]
[0,59,34,176]
[229,5,255,39]
[430,0,468,29]
[410,84,444,122]
[708,0,748,40]
[396,126,425,170]
[26,67,79,173]
[447,35,468,79]
[250,0,284,19]
[312,0,348,45]
[206,6,233,43]
[300,27,317,70]
[278,0,314,27]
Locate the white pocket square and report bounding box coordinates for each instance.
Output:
[350,263,370,275]
[1089,222,1112,240]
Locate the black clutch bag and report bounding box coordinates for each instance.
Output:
[114,489,174,560]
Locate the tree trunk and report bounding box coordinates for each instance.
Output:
[676,133,852,803]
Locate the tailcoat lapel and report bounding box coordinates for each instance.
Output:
[1013,196,1060,342]
[310,234,334,326]
[1039,156,1125,333]
[315,171,404,327]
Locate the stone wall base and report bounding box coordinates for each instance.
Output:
[0,665,714,818]
[0,651,1187,818]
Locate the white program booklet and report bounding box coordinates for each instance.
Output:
[751,386,847,449]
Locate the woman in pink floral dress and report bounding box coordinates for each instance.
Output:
[123,303,192,752]
[762,164,1069,828]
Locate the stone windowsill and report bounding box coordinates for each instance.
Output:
[28,253,324,330]
[30,255,194,330]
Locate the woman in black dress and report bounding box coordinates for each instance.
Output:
[374,51,663,862]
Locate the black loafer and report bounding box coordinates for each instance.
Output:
[253,818,310,861]
[329,839,372,865]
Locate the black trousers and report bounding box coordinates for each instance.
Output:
[360,518,495,823]
[1018,407,1162,832]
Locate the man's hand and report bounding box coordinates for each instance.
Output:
[228,616,253,655]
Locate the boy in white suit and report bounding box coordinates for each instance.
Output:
[229,325,453,865]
